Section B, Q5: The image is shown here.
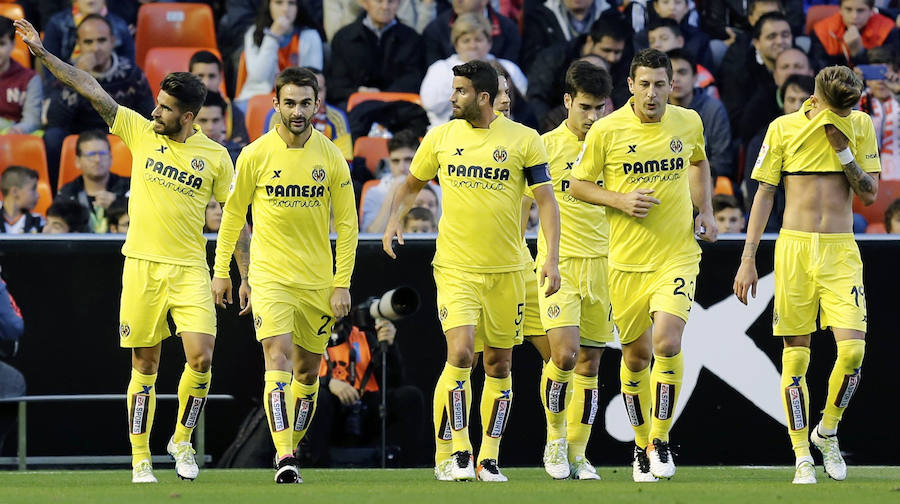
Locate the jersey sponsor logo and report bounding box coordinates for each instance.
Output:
[835,369,861,408]
[144,157,204,195]
[546,304,560,319]
[453,148,464,156]
[622,157,685,175]
[268,389,289,432]
[622,392,644,426]
[545,379,567,413]
[654,383,675,420]
[294,396,315,431]
[272,170,282,179]
[191,158,205,172]
[449,388,467,430]
[180,396,207,428]
[131,392,150,434]
[254,315,263,329]
[446,164,510,181]
[581,388,599,425]
[157,145,167,154]
[627,144,637,153]
[493,146,508,163]
[785,376,806,430]
[670,138,683,154]
[265,184,325,198]
[438,409,453,440]
[311,166,326,183]
[865,153,877,159]
[487,395,511,438]
[119,322,131,338]
[754,144,769,169]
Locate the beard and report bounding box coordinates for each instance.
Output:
[154,118,181,137]
[280,111,312,136]
[452,98,480,121]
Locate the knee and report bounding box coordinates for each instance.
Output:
[551,342,578,371]
[622,347,651,372]
[838,339,865,365]
[447,345,474,368]
[652,332,682,357]
[187,354,212,373]
[293,368,318,385]
[482,355,511,378]
[132,356,159,375]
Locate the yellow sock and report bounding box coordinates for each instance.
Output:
[433,374,452,465]
[263,370,294,460]
[781,346,811,459]
[649,352,684,443]
[476,374,512,464]
[620,359,651,448]
[291,378,319,451]
[540,360,572,441]
[822,339,865,433]
[127,368,157,467]
[567,373,598,462]
[173,364,210,444]
[435,362,472,455]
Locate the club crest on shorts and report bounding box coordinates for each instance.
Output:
[669,137,683,154]
[493,146,508,163]
[439,305,448,321]
[311,165,326,183]
[773,309,780,326]
[547,304,560,319]
[119,322,131,338]
[254,315,263,329]
[191,158,205,172]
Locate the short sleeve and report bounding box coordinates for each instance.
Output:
[213,150,236,202]
[689,113,707,163]
[854,117,882,174]
[523,129,550,188]
[109,106,146,147]
[572,128,603,182]
[409,128,440,182]
[751,121,784,186]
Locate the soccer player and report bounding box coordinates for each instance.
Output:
[383,60,561,482]
[734,66,879,484]
[15,19,237,483]
[569,49,717,482]
[537,60,613,481]
[212,67,358,484]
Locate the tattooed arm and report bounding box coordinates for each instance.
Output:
[234,224,251,280]
[15,19,118,127]
[824,124,879,205]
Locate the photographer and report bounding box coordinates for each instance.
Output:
[305,317,424,467]
[0,267,25,453]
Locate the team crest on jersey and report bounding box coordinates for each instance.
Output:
[254,315,263,329]
[773,309,780,326]
[492,146,508,163]
[547,304,560,319]
[311,166,326,183]
[439,305,448,321]
[191,158,205,172]
[119,322,131,338]
[669,138,683,154]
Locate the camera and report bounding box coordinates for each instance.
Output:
[348,287,420,331]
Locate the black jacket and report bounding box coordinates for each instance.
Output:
[57,173,130,217]
[328,17,425,105]
[423,6,521,66]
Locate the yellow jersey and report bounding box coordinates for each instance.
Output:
[111,106,234,268]
[573,100,705,272]
[540,121,608,259]
[410,114,550,273]
[213,126,358,289]
[752,98,881,186]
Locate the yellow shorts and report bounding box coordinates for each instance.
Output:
[609,259,699,345]
[251,279,335,354]
[474,269,537,353]
[119,257,216,348]
[435,266,525,350]
[538,256,614,348]
[773,229,867,336]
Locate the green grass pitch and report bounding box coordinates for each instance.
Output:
[1,466,898,504]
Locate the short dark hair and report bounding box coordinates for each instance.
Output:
[275,66,319,101]
[753,12,790,40]
[885,198,900,232]
[188,50,222,73]
[0,16,14,42]
[107,199,128,229]
[589,17,629,43]
[564,60,612,100]
[160,72,207,116]
[302,66,324,77]
[630,48,673,80]
[779,74,815,102]
[841,0,874,8]
[388,130,420,153]
[76,130,110,156]
[452,60,498,103]
[202,91,228,116]
[77,13,113,35]
[867,46,896,68]
[403,206,436,227]
[712,194,740,213]
[666,48,696,75]
[648,18,682,38]
[0,165,38,196]
[47,199,91,233]
[748,0,783,18]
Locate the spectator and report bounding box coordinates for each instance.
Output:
[520,0,614,73]
[696,0,804,40]
[539,54,613,132]
[236,0,324,106]
[634,0,714,71]
[420,13,527,125]
[885,198,900,232]
[0,268,24,454]
[650,19,718,97]
[490,59,539,129]
[107,199,129,234]
[41,0,135,79]
[858,46,900,180]
[42,199,91,234]
[402,206,437,233]
[266,68,354,161]
[328,0,425,106]
[189,50,249,147]
[195,92,244,164]
[712,194,745,232]
[44,14,154,191]
[423,0,521,66]
[0,166,42,234]
[306,317,425,467]
[325,0,439,38]
[667,49,734,180]
[715,0,783,109]
[56,130,129,233]
[361,130,420,233]
[0,16,41,134]
[413,183,440,221]
[810,0,899,68]
[204,198,223,233]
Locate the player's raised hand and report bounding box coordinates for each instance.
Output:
[331,287,351,319]
[13,19,45,58]
[733,259,758,305]
[823,124,850,152]
[540,259,561,297]
[211,277,233,309]
[382,218,404,259]
[695,209,718,242]
[618,188,660,218]
[238,278,252,316]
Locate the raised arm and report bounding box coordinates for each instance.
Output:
[15,19,118,127]
[824,124,879,206]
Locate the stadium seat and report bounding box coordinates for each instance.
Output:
[0,3,30,69]
[853,179,900,225]
[143,46,224,99]
[245,93,275,142]
[866,222,886,234]
[0,135,52,215]
[714,176,734,196]
[346,92,422,112]
[134,3,216,69]
[57,134,133,188]
[353,136,389,175]
[805,5,839,35]
[359,179,380,226]
[235,52,249,99]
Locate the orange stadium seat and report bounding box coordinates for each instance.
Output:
[235,52,248,99]
[805,5,839,35]
[714,176,734,196]
[134,3,216,69]
[57,134,133,189]
[0,4,30,69]
[0,135,52,215]
[245,92,275,142]
[143,46,225,99]
[359,179,380,226]
[353,136,389,175]
[346,92,422,112]
[853,179,900,225]
[866,222,886,234]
